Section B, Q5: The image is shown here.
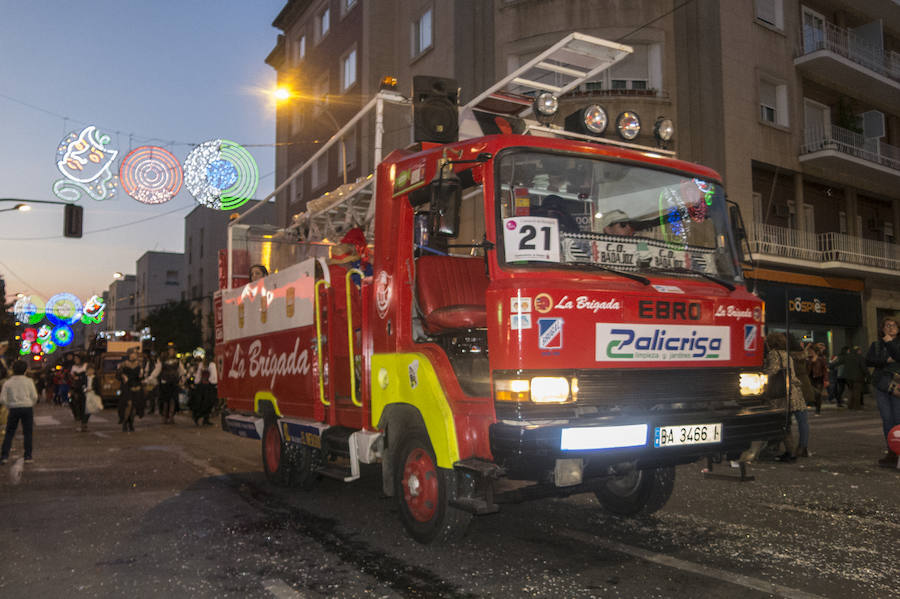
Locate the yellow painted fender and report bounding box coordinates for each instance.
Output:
[254,391,282,418]
[370,353,459,468]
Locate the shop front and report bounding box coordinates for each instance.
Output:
[747,275,863,357]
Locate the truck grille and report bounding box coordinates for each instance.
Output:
[495,367,747,420]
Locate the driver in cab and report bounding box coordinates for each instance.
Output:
[598,210,635,237]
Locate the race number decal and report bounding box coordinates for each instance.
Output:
[503,217,560,262]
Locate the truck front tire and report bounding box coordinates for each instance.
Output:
[594,465,675,517]
[394,429,471,544]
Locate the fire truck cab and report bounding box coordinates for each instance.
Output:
[217,33,785,544]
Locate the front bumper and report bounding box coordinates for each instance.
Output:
[490,404,785,479]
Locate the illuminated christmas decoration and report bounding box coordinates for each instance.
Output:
[184,139,258,210]
[42,340,57,354]
[46,292,83,326]
[52,125,119,202]
[22,328,38,342]
[19,340,31,355]
[30,342,42,355]
[81,295,106,324]
[52,325,73,347]
[14,295,45,325]
[119,146,183,204]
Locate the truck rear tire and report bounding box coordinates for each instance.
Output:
[262,420,289,486]
[594,466,675,517]
[394,429,472,544]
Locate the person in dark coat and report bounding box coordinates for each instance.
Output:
[841,346,868,410]
[116,350,143,432]
[865,317,900,467]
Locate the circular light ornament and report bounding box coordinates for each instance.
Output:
[616,111,642,141]
[532,91,559,124]
[46,293,83,326]
[52,325,73,347]
[185,139,259,210]
[654,117,674,142]
[14,295,45,325]
[22,328,38,342]
[119,146,184,204]
[583,104,609,134]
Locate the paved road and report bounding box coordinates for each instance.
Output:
[0,401,897,598]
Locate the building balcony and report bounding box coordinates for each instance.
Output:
[800,123,900,189]
[795,21,900,114]
[748,222,900,277]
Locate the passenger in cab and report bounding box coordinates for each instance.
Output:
[249,264,268,282]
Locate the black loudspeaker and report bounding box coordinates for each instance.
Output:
[412,75,459,143]
[63,204,83,238]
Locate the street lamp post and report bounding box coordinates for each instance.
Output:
[0,203,31,214]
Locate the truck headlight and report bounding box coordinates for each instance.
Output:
[616,111,641,140]
[494,376,575,404]
[739,372,767,396]
[530,377,571,404]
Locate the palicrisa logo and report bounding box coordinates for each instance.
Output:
[595,323,730,361]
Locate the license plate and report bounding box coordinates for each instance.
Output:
[654,423,722,447]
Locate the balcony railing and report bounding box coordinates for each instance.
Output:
[749,222,900,272]
[800,20,900,83]
[801,123,900,172]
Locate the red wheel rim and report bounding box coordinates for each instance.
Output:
[264,426,281,472]
[402,447,439,522]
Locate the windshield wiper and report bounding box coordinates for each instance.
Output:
[597,266,650,286]
[646,266,735,291]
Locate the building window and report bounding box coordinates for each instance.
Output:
[311,155,328,190]
[839,211,847,234]
[585,44,660,93]
[412,7,433,58]
[198,267,204,297]
[317,5,331,42]
[297,34,306,63]
[341,0,357,16]
[166,270,179,285]
[759,77,788,127]
[341,46,357,91]
[885,221,895,244]
[313,73,329,115]
[291,108,304,135]
[755,0,783,29]
[199,227,204,257]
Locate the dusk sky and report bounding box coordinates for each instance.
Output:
[0,0,285,304]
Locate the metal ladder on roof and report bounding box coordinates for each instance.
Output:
[462,32,633,118]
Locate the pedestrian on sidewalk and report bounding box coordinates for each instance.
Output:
[865,317,900,467]
[0,360,38,464]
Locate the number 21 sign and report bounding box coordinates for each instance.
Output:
[503,217,560,263]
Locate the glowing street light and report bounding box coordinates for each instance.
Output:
[272,87,293,102]
[0,203,30,214]
[113,272,124,280]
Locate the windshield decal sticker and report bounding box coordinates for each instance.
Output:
[561,232,719,275]
[596,323,730,361]
[652,284,685,294]
[503,217,560,262]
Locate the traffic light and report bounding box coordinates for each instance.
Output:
[64,204,83,238]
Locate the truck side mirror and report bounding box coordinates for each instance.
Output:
[430,172,461,238]
[729,204,747,263]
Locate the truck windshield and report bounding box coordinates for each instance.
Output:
[496,150,741,282]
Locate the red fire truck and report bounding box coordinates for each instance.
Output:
[216,33,784,544]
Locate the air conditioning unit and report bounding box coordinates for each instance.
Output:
[861,110,885,139]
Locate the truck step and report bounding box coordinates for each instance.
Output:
[317,465,357,482]
[450,496,499,515]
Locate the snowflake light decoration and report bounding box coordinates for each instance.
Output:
[184,139,258,210]
[119,146,184,204]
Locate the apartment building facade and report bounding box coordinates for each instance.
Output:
[107,274,137,332]
[134,251,183,324]
[266,0,900,347]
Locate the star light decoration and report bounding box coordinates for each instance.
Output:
[52,125,119,202]
[119,146,184,204]
[184,139,259,210]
